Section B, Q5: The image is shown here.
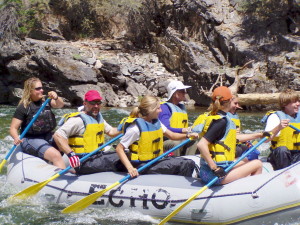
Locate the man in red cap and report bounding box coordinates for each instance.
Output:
[54,90,122,174]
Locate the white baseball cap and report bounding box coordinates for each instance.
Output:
[167,80,191,101]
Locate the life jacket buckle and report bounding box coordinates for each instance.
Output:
[152,137,161,143]
[153,149,160,154]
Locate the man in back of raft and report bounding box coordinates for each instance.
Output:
[53,90,122,174]
[159,80,192,156]
[262,89,300,170]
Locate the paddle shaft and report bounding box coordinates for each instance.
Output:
[159,136,269,225]
[62,138,192,213]
[0,98,51,171]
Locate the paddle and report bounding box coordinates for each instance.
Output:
[158,133,271,225]
[62,138,192,214]
[0,98,51,172]
[9,133,123,201]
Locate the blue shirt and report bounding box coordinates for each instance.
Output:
[159,103,183,133]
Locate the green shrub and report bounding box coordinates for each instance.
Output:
[1,0,50,37]
[238,0,290,20]
[52,0,143,39]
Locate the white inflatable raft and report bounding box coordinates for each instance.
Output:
[6,147,300,224]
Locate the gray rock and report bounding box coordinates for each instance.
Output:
[1,0,300,108]
[32,55,98,83]
[0,79,10,104]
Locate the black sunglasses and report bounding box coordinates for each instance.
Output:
[34,87,43,91]
[88,101,102,105]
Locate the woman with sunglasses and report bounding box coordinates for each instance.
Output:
[116,95,198,178]
[9,77,65,168]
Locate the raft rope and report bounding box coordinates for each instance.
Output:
[21,160,300,204]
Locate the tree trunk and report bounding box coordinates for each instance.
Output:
[237,93,280,106]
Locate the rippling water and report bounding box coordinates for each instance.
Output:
[0,105,297,224]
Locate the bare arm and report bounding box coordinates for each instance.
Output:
[53,133,73,155]
[9,118,23,145]
[116,143,138,178]
[164,129,198,140]
[197,137,217,170]
[237,132,263,143]
[106,127,122,137]
[48,91,64,108]
[182,127,192,133]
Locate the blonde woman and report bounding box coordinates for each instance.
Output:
[197,86,263,185]
[10,77,65,168]
[116,95,198,178]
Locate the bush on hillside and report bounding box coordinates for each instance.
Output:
[0,0,49,40]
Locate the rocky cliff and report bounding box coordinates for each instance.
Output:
[0,0,299,109]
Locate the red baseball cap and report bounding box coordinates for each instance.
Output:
[212,86,233,102]
[84,90,102,101]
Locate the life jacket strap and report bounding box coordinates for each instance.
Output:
[70,135,83,138]
[70,144,84,148]
[216,141,231,151]
[153,149,161,155]
[210,151,225,158]
[97,142,104,147]
[97,131,103,136]
[152,137,161,143]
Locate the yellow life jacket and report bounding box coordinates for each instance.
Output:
[226,112,242,145]
[117,116,132,133]
[58,112,105,154]
[191,112,210,137]
[161,102,188,128]
[124,118,164,161]
[191,112,225,136]
[203,114,237,162]
[227,112,241,129]
[262,111,300,150]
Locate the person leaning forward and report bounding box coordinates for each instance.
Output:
[116,95,199,178]
[159,80,192,156]
[190,95,263,157]
[197,86,263,185]
[53,90,122,174]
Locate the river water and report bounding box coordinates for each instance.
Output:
[0,105,297,225]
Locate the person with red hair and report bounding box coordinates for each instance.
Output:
[197,86,263,185]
